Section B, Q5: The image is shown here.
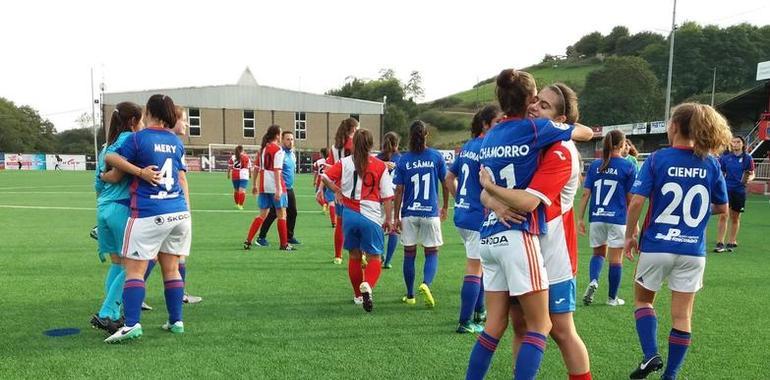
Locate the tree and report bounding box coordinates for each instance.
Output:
[56,128,94,154]
[573,32,604,57]
[405,71,425,102]
[601,26,630,54]
[580,56,664,125]
[615,31,665,56]
[0,97,57,152]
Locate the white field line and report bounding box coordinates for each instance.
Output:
[0,204,325,213]
[0,191,317,197]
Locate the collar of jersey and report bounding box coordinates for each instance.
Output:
[672,145,693,150]
[499,116,524,123]
[147,125,172,132]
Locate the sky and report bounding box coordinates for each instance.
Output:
[1,0,768,131]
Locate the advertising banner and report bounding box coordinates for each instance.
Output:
[632,123,648,135]
[649,121,666,134]
[45,154,87,170]
[5,153,46,170]
[185,156,202,172]
[0,153,4,170]
[438,150,456,166]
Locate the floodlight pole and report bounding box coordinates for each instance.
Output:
[91,67,98,164]
[664,0,677,122]
[710,67,717,106]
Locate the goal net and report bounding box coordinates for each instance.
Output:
[205,144,261,172]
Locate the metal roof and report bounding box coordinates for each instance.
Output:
[103,68,384,115]
[716,81,769,121]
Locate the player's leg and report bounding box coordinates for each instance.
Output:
[418,217,442,308]
[458,228,483,332]
[180,256,202,304]
[358,216,384,312]
[727,209,742,250]
[606,249,624,306]
[629,252,669,378]
[584,223,607,305]
[515,290,551,380]
[547,278,591,379]
[334,211,344,261]
[232,180,240,207]
[400,217,417,304]
[286,189,300,244]
[157,252,184,333]
[245,196,272,248]
[466,291,509,380]
[715,212,728,252]
[275,195,292,250]
[663,291,695,380]
[509,301,526,358]
[257,206,277,245]
[105,257,148,343]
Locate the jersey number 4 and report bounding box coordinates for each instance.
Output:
[159,158,175,191]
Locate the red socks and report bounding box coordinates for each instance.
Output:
[348,257,363,297]
[234,192,246,206]
[239,192,246,206]
[334,217,343,259]
[278,219,288,247]
[329,205,336,225]
[246,216,264,242]
[569,372,592,380]
[363,257,382,288]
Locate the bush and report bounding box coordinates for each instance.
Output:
[430,96,463,109]
[418,110,467,131]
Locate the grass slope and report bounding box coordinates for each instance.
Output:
[0,171,768,379]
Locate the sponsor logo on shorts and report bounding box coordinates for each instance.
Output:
[131,251,140,257]
[654,228,699,243]
[554,298,566,304]
[165,213,191,223]
[154,216,165,225]
[637,276,644,284]
[480,235,509,246]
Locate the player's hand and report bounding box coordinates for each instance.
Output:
[479,167,493,189]
[439,207,448,221]
[252,187,258,196]
[316,191,325,206]
[334,190,343,204]
[386,161,396,171]
[383,219,394,234]
[624,237,638,262]
[394,218,402,233]
[138,165,161,186]
[578,220,587,236]
[274,192,282,202]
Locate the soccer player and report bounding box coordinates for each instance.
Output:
[376,131,402,269]
[244,125,294,251]
[446,105,501,334]
[322,129,394,311]
[228,145,251,210]
[103,94,192,343]
[625,103,730,379]
[624,140,641,172]
[312,148,332,214]
[714,136,754,253]
[393,120,449,308]
[321,118,358,264]
[465,69,593,380]
[55,154,63,171]
[257,131,301,245]
[91,102,143,334]
[577,130,637,306]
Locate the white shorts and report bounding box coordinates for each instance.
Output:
[589,222,626,248]
[479,230,548,296]
[400,216,443,247]
[540,216,574,285]
[456,227,480,260]
[122,212,192,260]
[634,252,705,293]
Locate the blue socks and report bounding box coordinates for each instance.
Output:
[423,247,438,286]
[384,233,398,266]
[123,279,145,327]
[635,307,659,360]
[608,263,622,299]
[164,279,185,324]
[664,329,691,379]
[179,263,187,282]
[403,247,416,298]
[98,263,125,320]
[515,332,547,380]
[475,279,485,313]
[459,275,481,323]
[466,332,499,380]
[144,260,156,281]
[589,254,604,283]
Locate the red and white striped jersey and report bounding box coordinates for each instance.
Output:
[526,140,581,283]
[323,155,394,224]
[327,137,353,166]
[258,142,285,194]
[228,153,251,180]
[313,158,328,187]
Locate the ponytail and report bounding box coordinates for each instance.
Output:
[235,145,243,158]
[381,131,400,161]
[145,94,177,129]
[671,103,732,158]
[495,69,537,117]
[408,120,428,153]
[335,118,358,149]
[261,125,281,148]
[107,102,142,146]
[599,130,625,172]
[353,129,373,176]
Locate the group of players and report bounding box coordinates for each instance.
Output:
[88,67,750,379]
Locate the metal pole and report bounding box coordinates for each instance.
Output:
[710,67,717,106]
[664,0,677,122]
[91,68,97,164]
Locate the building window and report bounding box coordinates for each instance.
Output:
[243,110,255,138]
[294,112,306,140]
[188,108,201,136]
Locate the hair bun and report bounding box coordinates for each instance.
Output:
[496,69,517,89]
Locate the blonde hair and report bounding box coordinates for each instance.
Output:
[670,103,732,158]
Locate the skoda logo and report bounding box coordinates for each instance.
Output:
[154,216,164,226]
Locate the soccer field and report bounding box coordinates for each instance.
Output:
[0,171,768,379]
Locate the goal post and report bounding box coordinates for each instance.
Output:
[206,143,261,173]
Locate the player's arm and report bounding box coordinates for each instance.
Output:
[105,153,160,186]
[480,189,526,227]
[394,185,404,232]
[100,167,125,183]
[445,172,458,198]
[743,157,756,184]
[179,170,191,210]
[480,172,541,212]
[571,124,594,142]
[577,189,590,235]
[440,178,449,221]
[623,194,646,261]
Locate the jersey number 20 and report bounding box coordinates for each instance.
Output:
[655,182,709,228]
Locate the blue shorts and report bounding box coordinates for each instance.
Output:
[258,193,288,209]
[324,188,336,203]
[549,278,577,314]
[232,179,248,190]
[342,207,384,254]
[97,201,130,262]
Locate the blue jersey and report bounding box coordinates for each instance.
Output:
[282,148,296,189]
[719,152,754,193]
[115,127,189,218]
[631,147,728,256]
[376,152,401,175]
[95,132,132,206]
[450,136,484,231]
[393,148,447,218]
[583,157,636,225]
[478,117,574,238]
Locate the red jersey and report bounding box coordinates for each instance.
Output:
[313,158,328,187]
[327,137,354,166]
[258,142,285,194]
[525,141,581,282]
[323,155,394,224]
[228,153,251,180]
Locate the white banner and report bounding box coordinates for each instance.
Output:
[649,121,667,134]
[758,61,770,81]
[602,124,634,136]
[45,154,87,170]
[632,123,648,135]
[439,150,456,165]
[4,153,46,170]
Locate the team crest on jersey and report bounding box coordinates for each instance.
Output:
[481,235,509,246]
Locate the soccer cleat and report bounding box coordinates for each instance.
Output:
[89,226,99,240]
[104,323,143,343]
[726,243,738,252]
[322,204,329,215]
[456,321,484,334]
[713,242,726,253]
[353,296,364,305]
[183,294,203,304]
[583,280,598,306]
[254,237,269,247]
[331,223,336,228]
[279,244,297,251]
[237,205,244,210]
[288,237,302,245]
[359,282,373,312]
[382,262,393,269]
[418,283,436,308]
[607,297,626,306]
[243,241,252,250]
[473,309,487,325]
[401,296,416,305]
[629,354,663,379]
[141,302,153,311]
[161,321,185,334]
[333,257,343,265]
[90,314,121,334]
